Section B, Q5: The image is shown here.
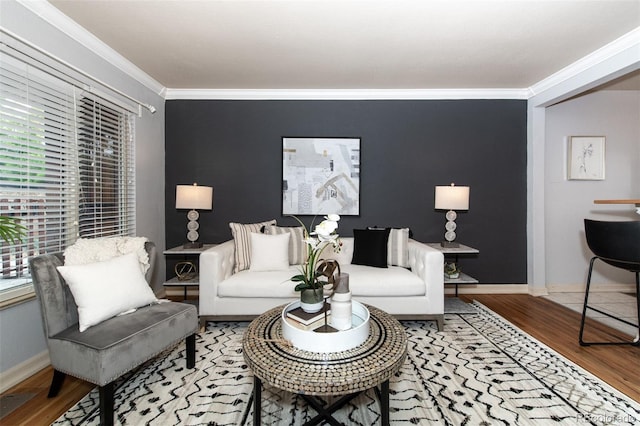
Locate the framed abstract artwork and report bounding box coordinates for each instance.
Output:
[568,136,605,180]
[282,137,360,216]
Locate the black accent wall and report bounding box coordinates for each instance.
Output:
[165,100,527,283]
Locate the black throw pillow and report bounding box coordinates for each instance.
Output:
[351,228,391,268]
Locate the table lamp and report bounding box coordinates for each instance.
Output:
[434,183,469,247]
[176,183,213,248]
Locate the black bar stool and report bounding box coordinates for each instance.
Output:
[579,219,640,346]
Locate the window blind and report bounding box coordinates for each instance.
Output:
[77,95,136,239]
[0,52,136,301]
[0,55,77,288]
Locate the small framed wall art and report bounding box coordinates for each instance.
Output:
[567,136,605,180]
[282,137,360,216]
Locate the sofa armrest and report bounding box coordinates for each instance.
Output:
[199,240,235,305]
[407,239,444,310]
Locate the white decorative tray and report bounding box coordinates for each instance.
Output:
[281,300,370,353]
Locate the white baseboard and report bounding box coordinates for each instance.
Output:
[529,286,550,297]
[445,284,529,295]
[445,283,636,297]
[0,350,50,394]
[546,283,636,294]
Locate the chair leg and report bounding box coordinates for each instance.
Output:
[186,333,196,368]
[99,381,115,426]
[579,257,596,346]
[47,370,66,398]
[580,258,639,346]
[633,272,640,346]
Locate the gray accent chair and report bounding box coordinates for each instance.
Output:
[29,242,198,425]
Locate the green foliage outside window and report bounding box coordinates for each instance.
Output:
[0,216,26,245]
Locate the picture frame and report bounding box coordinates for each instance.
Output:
[282,137,360,216]
[567,136,605,180]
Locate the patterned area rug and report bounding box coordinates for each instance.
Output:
[443,297,477,314]
[54,303,639,425]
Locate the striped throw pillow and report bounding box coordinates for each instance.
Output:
[229,219,277,272]
[265,225,307,265]
[387,228,410,267]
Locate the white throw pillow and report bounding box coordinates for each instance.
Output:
[249,232,290,272]
[229,219,277,272]
[320,237,353,266]
[57,252,158,332]
[63,236,150,273]
[265,225,307,265]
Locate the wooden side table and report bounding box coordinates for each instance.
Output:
[427,243,479,296]
[242,304,407,426]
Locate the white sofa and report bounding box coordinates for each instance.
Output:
[199,237,445,330]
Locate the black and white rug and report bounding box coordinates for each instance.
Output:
[54,303,639,425]
[443,297,477,314]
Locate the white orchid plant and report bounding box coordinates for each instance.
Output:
[289,214,342,292]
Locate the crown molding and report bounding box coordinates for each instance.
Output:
[529,27,640,98]
[164,88,531,101]
[18,1,636,103]
[17,0,165,97]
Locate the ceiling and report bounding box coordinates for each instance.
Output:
[48,0,640,92]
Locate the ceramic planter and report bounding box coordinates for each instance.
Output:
[300,287,324,313]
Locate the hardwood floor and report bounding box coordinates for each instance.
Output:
[1,294,638,425]
[460,294,640,402]
[1,367,92,425]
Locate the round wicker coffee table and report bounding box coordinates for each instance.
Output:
[242,303,407,426]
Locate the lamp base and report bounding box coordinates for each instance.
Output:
[183,242,203,249]
[441,241,460,248]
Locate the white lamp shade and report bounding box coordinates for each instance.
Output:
[176,184,213,210]
[435,184,469,210]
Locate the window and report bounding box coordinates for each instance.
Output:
[77,96,135,238]
[0,54,136,306]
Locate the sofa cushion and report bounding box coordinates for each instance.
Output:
[216,263,423,298]
[249,232,290,272]
[229,219,277,272]
[49,302,197,386]
[352,228,390,268]
[217,267,300,298]
[265,225,307,265]
[340,264,424,297]
[56,253,158,332]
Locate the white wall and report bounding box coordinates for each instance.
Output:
[0,1,165,384]
[544,90,640,290]
[526,28,639,296]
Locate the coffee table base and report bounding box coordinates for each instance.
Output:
[246,376,390,426]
